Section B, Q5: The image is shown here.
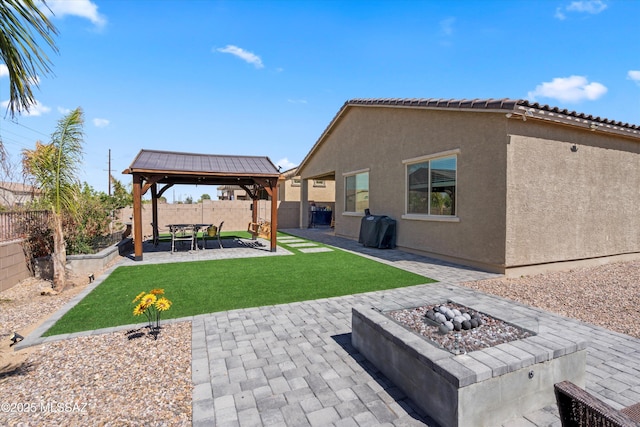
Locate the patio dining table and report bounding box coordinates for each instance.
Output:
[167,223,212,252]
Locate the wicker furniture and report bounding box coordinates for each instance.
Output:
[555,381,640,426]
[247,220,270,239]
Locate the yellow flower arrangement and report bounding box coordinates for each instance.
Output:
[155,297,172,311]
[132,289,172,339]
[140,293,157,307]
[133,303,147,316]
[132,292,146,303]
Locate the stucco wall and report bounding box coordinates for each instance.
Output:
[299,107,510,270]
[505,122,640,267]
[0,240,30,292]
[279,177,335,203]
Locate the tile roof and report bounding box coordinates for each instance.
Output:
[345,98,640,131]
[0,181,40,193]
[125,150,280,176]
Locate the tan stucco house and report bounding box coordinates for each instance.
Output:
[296,98,640,276]
[278,167,335,204]
[278,167,335,227]
[0,182,40,208]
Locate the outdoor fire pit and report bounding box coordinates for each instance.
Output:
[352,300,586,427]
[387,302,534,355]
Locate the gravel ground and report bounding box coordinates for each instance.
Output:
[0,278,192,426]
[460,260,640,339]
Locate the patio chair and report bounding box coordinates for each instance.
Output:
[171,225,196,252]
[554,381,640,426]
[203,221,224,249]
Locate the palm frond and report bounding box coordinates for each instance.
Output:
[22,108,85,215]
[0,0,58,117]
[51,107,84,214]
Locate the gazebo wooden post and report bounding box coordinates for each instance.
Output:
[261,179,279,252]
[132,174,144,261]
[151,183,158,244]
[252,198,258,229]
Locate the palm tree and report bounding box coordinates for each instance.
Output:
[0,0,58,117]
[22,108,84,291]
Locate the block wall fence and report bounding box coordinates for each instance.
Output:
[0,240,31,292]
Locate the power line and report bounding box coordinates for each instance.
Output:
[2,118,49,138]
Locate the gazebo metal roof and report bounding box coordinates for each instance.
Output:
[124,149,281,186]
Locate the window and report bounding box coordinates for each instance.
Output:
[406,154,456,216]
[313,179,325,187]
[291,178,301,187]
[344,170,369,213]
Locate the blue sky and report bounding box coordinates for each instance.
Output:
[0,0,638,201]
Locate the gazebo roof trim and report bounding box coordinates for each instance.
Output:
[124,149,281,177]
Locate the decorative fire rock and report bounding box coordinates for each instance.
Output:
[387,302,533,355]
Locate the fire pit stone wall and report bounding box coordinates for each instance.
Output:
[351,303,587,427]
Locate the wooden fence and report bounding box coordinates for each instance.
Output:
[0,210,50,243]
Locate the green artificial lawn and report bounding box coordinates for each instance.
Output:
[44,237,435,336]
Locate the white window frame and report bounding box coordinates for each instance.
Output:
[402,149,460,222]
[342,168,370,216]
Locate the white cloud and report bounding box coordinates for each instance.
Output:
[287,99,307,104]
[555,1,607,19]
[0,64,8,77]
[627,70,640,84]
[527,75,607,103]
[440,17,455,36]
[275,158,297,171]
[57,106,71,114]
[42,0,107,27]
[1,99,51,116]
[215,45,264,69]
[567,0,607,13]
[554,8,566,20]
[93,118,110,128]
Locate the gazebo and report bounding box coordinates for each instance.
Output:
[123,149,282,260]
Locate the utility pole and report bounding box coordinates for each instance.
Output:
[108,149,112,196]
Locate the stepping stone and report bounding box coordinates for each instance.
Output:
[299,247,333,253]
[288,243,319,248]
[279,239,306,244]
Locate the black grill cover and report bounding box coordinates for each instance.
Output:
[358,215,396,249]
